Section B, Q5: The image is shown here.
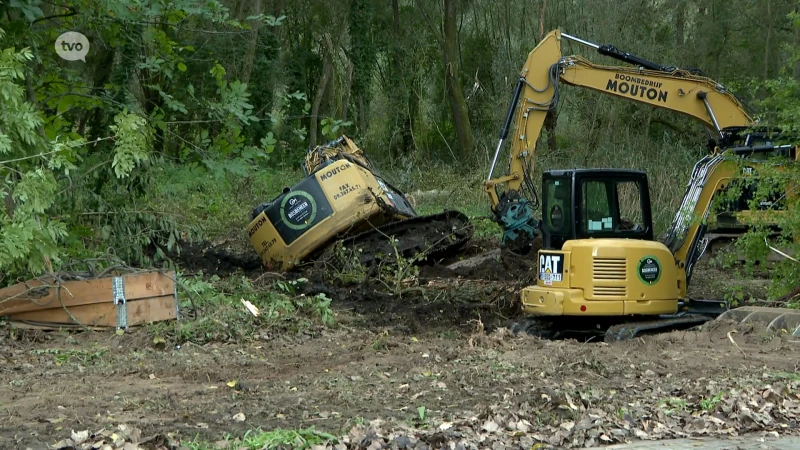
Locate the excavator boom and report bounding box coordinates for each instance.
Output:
[558,55,753,134]
[558,31,753,133]
[484,29,761,249]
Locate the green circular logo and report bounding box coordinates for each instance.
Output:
[637,255,661,285]
[280,190,317,230]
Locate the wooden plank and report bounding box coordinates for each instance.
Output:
[0,271,175,316]
[7,295,178,327]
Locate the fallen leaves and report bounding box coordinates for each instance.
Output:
[51,424,173,450]
[47,374,800,449]
[332,376,800,449]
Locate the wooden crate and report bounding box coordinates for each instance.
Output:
[0,271,179,329]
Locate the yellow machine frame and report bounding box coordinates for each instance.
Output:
[482,29,799,331]
[482,28,794,250]
[247,137,417,271]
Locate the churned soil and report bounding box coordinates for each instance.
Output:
[1,310,799,449]
[3,229,796,449]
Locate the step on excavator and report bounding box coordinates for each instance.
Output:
[482,29,800,340]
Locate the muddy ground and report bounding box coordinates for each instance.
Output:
[2,237,800,449]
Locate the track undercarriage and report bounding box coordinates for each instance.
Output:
[509,301,800,342]
[310,209,475,269]
[509,309,723,343]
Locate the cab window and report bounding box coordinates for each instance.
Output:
[581,180,612,232]
[543,177,571,236]
[617,181,644,231]
[580,179,645,234]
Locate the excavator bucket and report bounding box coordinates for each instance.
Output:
[714,306,800,336]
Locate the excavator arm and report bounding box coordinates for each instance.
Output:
[662,144,797,295]
[484,28,756,248]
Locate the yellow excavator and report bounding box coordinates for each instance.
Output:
[486,29,799,339]
[515,150,799,341]
[483,29,796,260]
[246,135,472,271]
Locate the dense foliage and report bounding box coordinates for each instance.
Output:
[0,0,798,298]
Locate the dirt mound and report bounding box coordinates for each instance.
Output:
[292,276,521,335]
[162,239,262,277]
[420,248,537,283]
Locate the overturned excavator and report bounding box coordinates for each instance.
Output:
[246,136,473,271]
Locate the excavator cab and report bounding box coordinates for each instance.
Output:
[540,169,654,251]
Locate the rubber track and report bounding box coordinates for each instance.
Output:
[336,209,474,266]
[603,314,713,342]
[510,313,717,343]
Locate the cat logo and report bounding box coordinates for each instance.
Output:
[539,253,563,285]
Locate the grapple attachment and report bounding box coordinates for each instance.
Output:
[715,306,800,336]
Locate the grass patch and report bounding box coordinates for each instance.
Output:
[147,272,334,345]
[766,371,800,382]
[150,164,302,238]
[183,427,338,450]
[28,347,109,366]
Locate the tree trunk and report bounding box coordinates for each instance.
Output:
[795,4,800,81]
[309,40,333,149]
[442,0,474,156]
[391,0,413,155]
[675,0,685,47]
[240,0,262,85]
[80,48,116,138]
[540,0,558,153]
[348,0,375,136]
[763,0,772,80]
[358,94,367,134]
[539,0,546,41]
[342,60,353,122]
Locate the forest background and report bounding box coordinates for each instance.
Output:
[1,0,798,298]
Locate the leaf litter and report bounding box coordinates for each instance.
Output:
[3,273,800,449]
[39,325,800,449]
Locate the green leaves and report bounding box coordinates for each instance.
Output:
[13,169,57,215]
[264,15,287,27]
[321,118,353,141]
[260,132,277,154]
[0,40,70,278]
[726,15,800,303]
[210,62,226,86]
[0,0,297,281]
[8,0,44,22]
[110,110,151,179]
[0,133,12,155]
